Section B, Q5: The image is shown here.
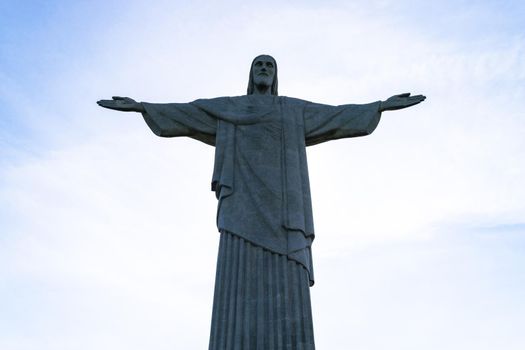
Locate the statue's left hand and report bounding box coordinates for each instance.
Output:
[380,93,426,112]
[97,96,144,112]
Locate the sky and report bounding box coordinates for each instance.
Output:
[1,0,524,349]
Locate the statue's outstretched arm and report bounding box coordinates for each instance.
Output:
[97,96,217,145]
[97,96,145,113]
[379,93,426,112]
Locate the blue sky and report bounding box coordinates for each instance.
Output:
[1,1,524,349]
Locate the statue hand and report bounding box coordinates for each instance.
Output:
[97,96,144,112]
[380,93,426,112]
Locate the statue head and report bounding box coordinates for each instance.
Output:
[247,54,278,96]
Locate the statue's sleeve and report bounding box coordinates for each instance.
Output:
[303,101,382,146]
[141,102,217,146]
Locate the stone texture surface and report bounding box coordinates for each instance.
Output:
[96,54,426,349]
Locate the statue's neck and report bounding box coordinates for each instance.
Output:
[253,84,272,96]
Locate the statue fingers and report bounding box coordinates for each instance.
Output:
[112,96,136,104]
[386,92,410,102]
[406,98,424,107]
[97,99,116,108]
[97,99,134,111]
[408,95,426,104]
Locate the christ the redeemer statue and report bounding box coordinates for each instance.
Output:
[97,54,425,350]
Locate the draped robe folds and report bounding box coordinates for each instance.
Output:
[141,95,381,286]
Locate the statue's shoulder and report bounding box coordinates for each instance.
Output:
[191,96,240,111]
[196,95,251,105]
[194,95,313,107]
[193,96,231,104]
[279,96,311,105]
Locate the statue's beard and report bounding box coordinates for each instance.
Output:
[253,75,273,88]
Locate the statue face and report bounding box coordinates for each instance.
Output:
[252,55,276,88]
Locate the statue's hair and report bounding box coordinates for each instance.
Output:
[247,55,278,96]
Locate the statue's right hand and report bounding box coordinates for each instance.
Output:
[97,96,144,112]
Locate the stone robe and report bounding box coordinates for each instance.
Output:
[141,95,381,285]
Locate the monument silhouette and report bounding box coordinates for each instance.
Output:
[98,54,425,349]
